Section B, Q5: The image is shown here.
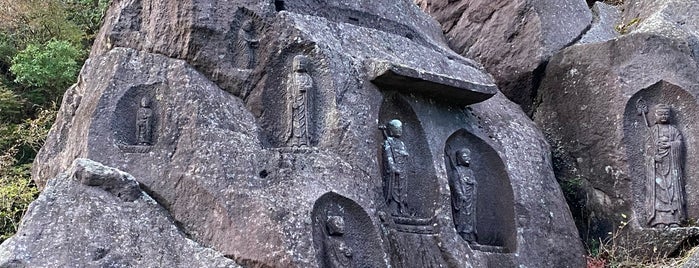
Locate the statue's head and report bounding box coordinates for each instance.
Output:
[456,148,471,166]
[242,19,253,32]
[387,119,403,138]
[293,55,309,72]
[326,216,345,235]
[140,97,150,108]
[655,104,672,124]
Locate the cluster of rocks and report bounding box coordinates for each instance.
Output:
[2,0,699,267]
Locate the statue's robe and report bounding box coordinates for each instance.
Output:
[452,163,477,242]
[324,235,352,268]
[288,71,313,147]
[646,123,684,227]
[136,106,153,145]
[383,136,409,215]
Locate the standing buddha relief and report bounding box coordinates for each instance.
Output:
[235,18,259,69]
[380,119,409,216]
[286,55,314,147]
[136,96,154,146]
[637,100,685,228]
[448,148,477,243]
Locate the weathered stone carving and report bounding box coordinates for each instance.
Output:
[380,119,409,216]
[136,97,154,146]
[312,192,385,267]
[638,101,685,228]
[235,18,259,69]
[448,148,477,243]
[287,55,314,147]
[323,216,353,268]
[444,129,517,253]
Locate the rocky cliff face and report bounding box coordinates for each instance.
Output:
[416,0,592,114]
[1,0,584,267]
[532,0,699,259]
[418,0,699,262]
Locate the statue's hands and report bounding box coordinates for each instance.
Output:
[657,141,671,149]
[654,155,664,162]
[340,244,353,257]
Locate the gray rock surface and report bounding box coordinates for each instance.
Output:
[578,2,622,44]
[416,0,592,114]
[25,0,584,267]
[533,0,699,256]
[0,158,240,268]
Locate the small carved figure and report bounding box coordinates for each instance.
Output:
[380,119,409,216]
[640,103,684,228]
[136,97,154,145]
[449,148,477,243]
[236,19,259,69]
[324,216,353,268]
[287,55,313,147]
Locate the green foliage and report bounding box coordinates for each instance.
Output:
[0,157,38,243]
[0,0,107,241]
[63,0,110,42]
[10,40,82,90]
[0,107,55,243]
[0,82,24,122]
[616,18,641,35]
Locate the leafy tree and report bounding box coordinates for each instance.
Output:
[0,0,108,242]
[10,40,82,94]
[0,88,23,123]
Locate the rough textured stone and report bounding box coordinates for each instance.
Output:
[416,0,592,114]
[533,0,699,256]
[0,159,240,268]
[578,2,622,45]
[25,0,584,267]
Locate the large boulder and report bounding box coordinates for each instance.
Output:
[416,0,592,114]
[534,0,699,258]
[0,159,240,268]
[26,0,584,267]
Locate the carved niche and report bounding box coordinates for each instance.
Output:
[255,50,334,150]
[378,94,440,232]
[229,8,262,70]
[113,84,159,153]
[311,192,385,268]
[624,81,698,227]
[444,129,516,253]
[375,94,450,267]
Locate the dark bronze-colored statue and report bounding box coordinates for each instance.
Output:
[449,148,477,243]
[380,119,409,216]
[638,102,684,228]
[236,19,259,69]
[324,216,352,268]
[136,97,154,145]
[287,55,313,147]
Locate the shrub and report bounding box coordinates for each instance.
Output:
[0,147,39,243]
[10,40,82,91]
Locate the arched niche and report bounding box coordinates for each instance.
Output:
[252,44,336,149]
[377,93,440,222]
[623,81,699,225]
[444,129,516,252]
[311,192,385,268]
[228,7,265,70]
[112,83,161,153]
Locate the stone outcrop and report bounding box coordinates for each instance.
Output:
[0,159,240,268]
[13,0,584,267]
[533,0,699,257]
[416,0,592,114]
